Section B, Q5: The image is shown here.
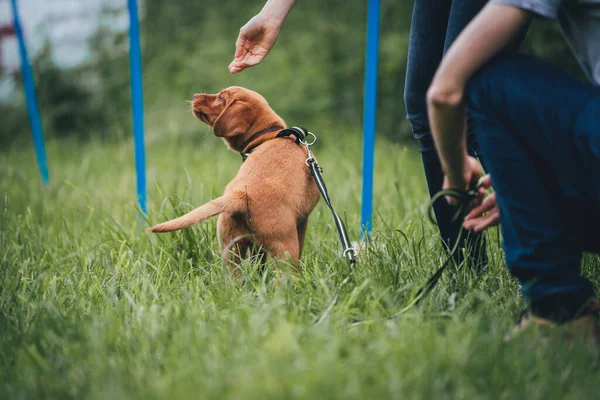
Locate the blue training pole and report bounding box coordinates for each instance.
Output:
[360,0,380,237]
[11,0,49,184]
[127,0,147,214]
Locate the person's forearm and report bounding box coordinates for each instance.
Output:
[260,0,297,26]
[428,96,468,184]
[427,4,531,185]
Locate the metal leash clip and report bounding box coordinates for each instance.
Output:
[300,132,322,171]
[343,246,357,264]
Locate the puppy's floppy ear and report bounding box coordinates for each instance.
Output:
[213,99,253,138]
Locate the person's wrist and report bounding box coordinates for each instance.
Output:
[260,4,290,27]
[446,174,467,190]
[444,156,470,189]
[261,12,286,28]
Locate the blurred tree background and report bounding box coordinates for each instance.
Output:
[0,0,585,148]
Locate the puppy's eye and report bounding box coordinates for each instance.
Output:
[218,94,224,101]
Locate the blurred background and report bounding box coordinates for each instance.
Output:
[0,0,585,150]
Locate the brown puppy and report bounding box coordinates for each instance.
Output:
[150,86,320,271]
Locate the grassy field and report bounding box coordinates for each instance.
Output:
[2,120,600,399]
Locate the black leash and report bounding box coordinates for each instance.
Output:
[277,127,357,324]
[278,127,357,266]
[395,186,480,314]
[308,161,357,266]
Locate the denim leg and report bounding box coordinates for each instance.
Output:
[467,55,599,321]
[404,0,451,144]
[405,0,487,266]
[419,136,486,267]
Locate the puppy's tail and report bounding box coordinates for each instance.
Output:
[149,191,245,233]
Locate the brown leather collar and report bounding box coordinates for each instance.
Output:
[240,124,285,156]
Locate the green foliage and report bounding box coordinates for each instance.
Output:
[36,45,108,138]
[0,41,125,147]
[0,44,98,146]
[0,96,28,146]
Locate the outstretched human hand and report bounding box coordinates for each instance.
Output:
[229,15,282,74]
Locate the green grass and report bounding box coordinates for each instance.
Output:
[2,123,600,399]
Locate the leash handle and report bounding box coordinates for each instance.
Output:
[282,126,357,325]
[399,184,482,314]
[427,184,481,226]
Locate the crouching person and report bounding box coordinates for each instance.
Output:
[427,0,600,338]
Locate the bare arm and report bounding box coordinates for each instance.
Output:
[427,3,531,190]
[229,0,297,74]
[259,0,297,23]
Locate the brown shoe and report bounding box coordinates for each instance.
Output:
[507,298,600,344]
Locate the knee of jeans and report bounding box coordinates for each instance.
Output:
[466,68,494,118]
[466,55,533,118]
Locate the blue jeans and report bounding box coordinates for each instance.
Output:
[404,0,527,266]
[467,55,600,322]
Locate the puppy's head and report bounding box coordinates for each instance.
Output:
[191,86,285,151]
